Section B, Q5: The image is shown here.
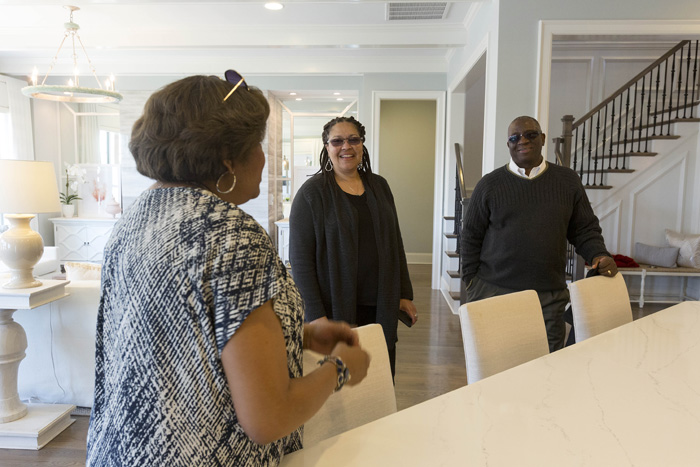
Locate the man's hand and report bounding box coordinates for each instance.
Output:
[592,255,618,277]
[304,318,359,354]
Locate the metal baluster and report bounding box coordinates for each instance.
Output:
[573,126,579,172]
[691,40,699,119]
[586,117,593,186]
[594,111,601,185]
[676,50,684,119]
[609,96,616,165]
[644,73,653,152]
[652,64,661,136]
[683,42,692,118]
[661,58,669,135]
[623,88,631,158]
[669,52,677,124]
[631,81,638,152]
[603,104,610,172]
[638,77,645,153]
[615,94,623,170]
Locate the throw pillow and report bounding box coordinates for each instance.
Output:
[633,242,678,268]
[665,229,700,268]
[65,262,102,281]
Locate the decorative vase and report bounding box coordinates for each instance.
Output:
[61,204,75,218]
[104,199,122,218]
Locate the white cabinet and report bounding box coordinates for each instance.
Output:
[50,218,117,263]
[275,218,290,268]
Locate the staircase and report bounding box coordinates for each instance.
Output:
[553,39,700,281]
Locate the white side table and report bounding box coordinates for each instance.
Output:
[0,280,75,450]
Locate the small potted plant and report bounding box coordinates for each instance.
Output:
[60,163,86,218]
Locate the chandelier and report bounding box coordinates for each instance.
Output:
[21,5,122,104]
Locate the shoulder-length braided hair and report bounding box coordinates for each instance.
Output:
[317,116,373,182]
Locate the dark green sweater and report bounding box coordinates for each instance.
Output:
[461,163,610,292]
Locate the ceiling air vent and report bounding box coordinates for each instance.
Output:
[387,2,449,21]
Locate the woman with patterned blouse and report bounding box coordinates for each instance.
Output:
[86,73,370,467]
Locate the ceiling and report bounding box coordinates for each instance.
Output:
[0,1,481,82]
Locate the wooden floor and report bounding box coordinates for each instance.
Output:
[2,263,669,464]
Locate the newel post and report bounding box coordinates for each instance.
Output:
[560,114,574,169]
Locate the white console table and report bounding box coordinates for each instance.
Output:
[50,218,117,263]
[0,280,75,450]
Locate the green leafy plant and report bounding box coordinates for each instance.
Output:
[60,163,86,205]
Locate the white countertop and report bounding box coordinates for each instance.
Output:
[282,301,700,467]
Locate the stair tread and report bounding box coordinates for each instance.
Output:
[445,251,459,258]
[611,135,680,145]
[637,117,700,129]
[650,99,700,116]
[446,270,460,278]
[444,216,455,221]
[579,168,635,174]
[444,233,457,239]
[449,291,460,301]
[592,152,657,159]
[583,185,613,190]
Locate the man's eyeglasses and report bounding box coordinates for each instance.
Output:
[327,137,363,147]
[507,130,541,145]
[223,69,248,102]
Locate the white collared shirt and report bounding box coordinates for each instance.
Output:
[509,157,547,179]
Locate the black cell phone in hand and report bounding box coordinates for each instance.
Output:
[398,309,413,327]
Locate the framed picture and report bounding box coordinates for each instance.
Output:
[76,164,121,218]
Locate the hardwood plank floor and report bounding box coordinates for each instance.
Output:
[0,263,670,464]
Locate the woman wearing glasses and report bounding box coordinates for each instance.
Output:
[86,75,370,467]
[289,116,418,379]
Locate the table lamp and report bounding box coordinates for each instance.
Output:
[0,160,61,289]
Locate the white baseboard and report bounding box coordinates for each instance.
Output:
[406,253,432,264]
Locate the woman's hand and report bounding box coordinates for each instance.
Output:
[304,318,359,354]
[330,341,371,388]
[400,298,418,325]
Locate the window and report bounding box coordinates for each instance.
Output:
[0,112,13,159]
[99,129,120,165]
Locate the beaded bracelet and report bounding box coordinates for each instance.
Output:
[317,355,351,392]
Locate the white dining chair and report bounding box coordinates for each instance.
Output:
[568,273,633,342]
[458,289,549,384]
[302,323,396,447]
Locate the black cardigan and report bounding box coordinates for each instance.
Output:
[289,173,413,347]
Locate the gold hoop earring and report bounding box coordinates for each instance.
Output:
[216,171,236,194]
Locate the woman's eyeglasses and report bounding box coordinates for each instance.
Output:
[327,137,363,147]
[223,69,248,102]
[507,130,541,145]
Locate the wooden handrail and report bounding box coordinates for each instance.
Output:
[454,143,467,199]
[573,40,690,128]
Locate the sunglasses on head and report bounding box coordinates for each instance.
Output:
[327,137,363,147]
[223,69,248,102]
[507,130,541,145]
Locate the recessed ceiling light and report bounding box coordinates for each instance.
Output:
[295,98,302,101]
[265,2,284,11]
[289,92,297,96]
[333,92,340,96]
[336,98,344,101]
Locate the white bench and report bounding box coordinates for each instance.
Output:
[617,264,700,308]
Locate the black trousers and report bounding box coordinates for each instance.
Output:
[465,277,570,353]
[356,304,396,379]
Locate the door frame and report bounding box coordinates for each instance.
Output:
[371,90,446,288]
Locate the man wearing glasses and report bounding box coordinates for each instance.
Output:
[460,115,617,352]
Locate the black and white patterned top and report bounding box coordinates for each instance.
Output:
[86,187,304,467]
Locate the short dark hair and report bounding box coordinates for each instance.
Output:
[129,75,270,183]
[317,116,372,180]
[510,115,542,133]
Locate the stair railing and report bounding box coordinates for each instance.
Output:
[559,40,699,189]
[453,143,469,303]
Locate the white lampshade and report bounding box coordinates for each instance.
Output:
[0,160,61,289]
[0,160,61,214]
